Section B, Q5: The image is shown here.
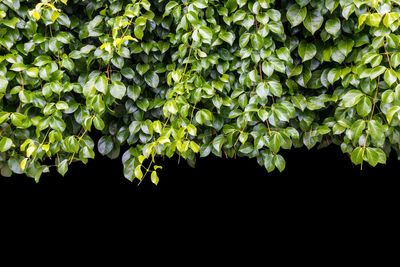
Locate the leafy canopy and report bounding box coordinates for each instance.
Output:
[0,0,399,183]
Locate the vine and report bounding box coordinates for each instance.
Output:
[0,0,400,183]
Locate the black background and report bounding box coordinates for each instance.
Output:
[1,144,398,200]
[0,144,398,236]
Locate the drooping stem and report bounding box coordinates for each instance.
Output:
[361,75,380,170]
[17,72,24,113]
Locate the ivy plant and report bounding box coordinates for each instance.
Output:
[1,0,399,184]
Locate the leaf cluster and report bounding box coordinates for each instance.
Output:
[1,0,399,183]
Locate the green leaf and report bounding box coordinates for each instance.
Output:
[56,101,69,110]
[164,100,178,115]
[0,112,10,124]
[151,171,159,185]
[65,136,79,153]
[93,95,105,114]
[298,40,316,62]
[296,0,311,7]
[0,137,13,152]
[187,124,197,136]
[303,9,323,35]
[136,63,150,76]
[325,18,341,36]
[135,17,147,26]
[195,109,213,125]
[268,21,284,34]
[186,11,200,26]
[270,59,285,73]
[384,69,397,86]
[109,81,126,99]
[276,47,291,62]
[134,165,143,180]
[251,33,264,50]
[368,120,385,140]
[219,31,235,46]
[365,147,379,167]
[356,96,372,117]
[26,67,39,78]
[80,146,95,159]
[233,10,246,23]
[270,133,282,153]
[257,109,269,121]
[274,154,286,172]
[51,10,60,22]
[11,113,31,129]
[291,94,307,111]
[134,26,144,40]
[358,13,369,28]
[261,61,273,77]
[341,90,364,107]
[190,141,200,153]
[127,85,141,101]
[10,63,27,72]
[164,1,178,16]
[199,26,213,43]
[268,80,283,97]
[2,17,19,29]
[212,135,224,152]
[256,82,269,98]
[342,4,355,20]
[49,117,65,132]
[349,119,365,141]
[372,147,386,165]
[383,12,398,28]
[33,56,52,67]
[263,152,275,172]
[121,67,135,80]
[144,71,159,88]
[351,147,364,165]
[368,13,382,27]
[370,66,386,80]
[286,4,307,27]
[386,106,400,124]
[0,75,8,94]
[98,136,113,155]
[80,45,96,54]
[239,142,253,154]
[239,33,250,48]
[57,159,68,176]
[95,75,108,94]
[93,116,105,130]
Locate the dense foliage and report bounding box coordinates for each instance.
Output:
[0,0,399,183]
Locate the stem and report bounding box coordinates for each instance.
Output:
[106,62,110,81]
[31,128,51,165]
[265,119,271,134]
[69,124,90,164]
[183,39,194,78]
[383,42,392,69]
[234,121,248,147]
[138,160,153,186]
[120,15,135,40]
[369,76,380,122]
[361,75,380,170]
[49,24,53,38]
[0,124,11,136]
[17,72,24,113]
[251,67,257,95]
[184,104,197,140]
